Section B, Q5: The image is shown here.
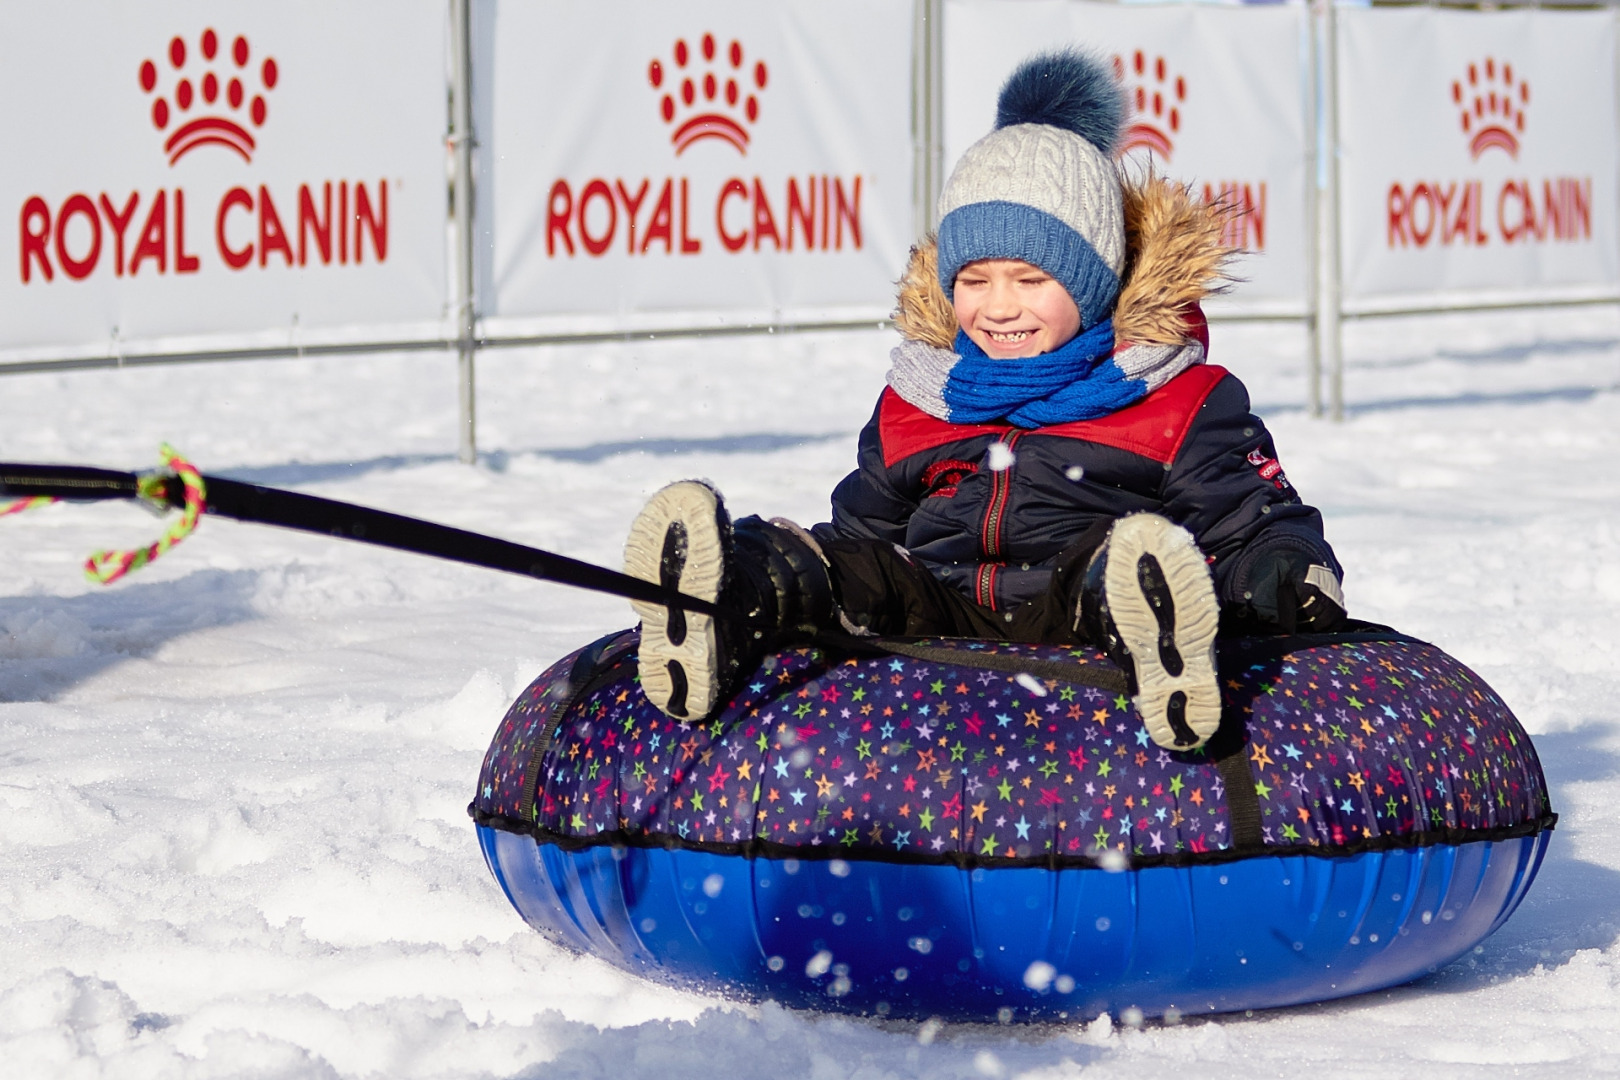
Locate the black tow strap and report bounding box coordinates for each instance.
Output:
[1214,749,1265,852]
[822,633,1131,694]
[0,462,754,625]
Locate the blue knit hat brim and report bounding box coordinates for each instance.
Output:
[937,201,1121,332]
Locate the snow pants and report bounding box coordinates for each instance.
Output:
[815,519,1114,646]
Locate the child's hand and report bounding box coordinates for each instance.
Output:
[1245,550,1346,634]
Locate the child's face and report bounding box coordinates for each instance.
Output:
[952,259,1082,359]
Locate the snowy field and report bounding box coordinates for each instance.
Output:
[2,305,1619,1078]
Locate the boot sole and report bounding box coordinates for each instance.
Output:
[624,482,727,719]
[1102,514,1221,750]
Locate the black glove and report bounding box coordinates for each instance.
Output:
[1243,548,1346,634]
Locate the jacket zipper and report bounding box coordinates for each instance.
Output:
[976,431,1021,609]
[975,563,997,609]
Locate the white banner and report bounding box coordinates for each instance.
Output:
[943,0,1311,317]
[1338,8,1620,313]
[0,0,449,363]
[482,0,914,336]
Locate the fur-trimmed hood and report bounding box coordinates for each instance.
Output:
[893,172,1237,349]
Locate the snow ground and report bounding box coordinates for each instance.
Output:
[2,305,1620,1078]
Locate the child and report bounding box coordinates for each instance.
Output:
[623,51,1344,752]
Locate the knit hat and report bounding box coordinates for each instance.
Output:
[936,51,1127,332]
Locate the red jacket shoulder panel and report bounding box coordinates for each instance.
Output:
[878,389,1009,468]
[876,365,1229,469]
[1035,364,1228,465]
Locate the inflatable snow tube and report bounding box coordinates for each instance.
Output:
[470,629,1554,1022]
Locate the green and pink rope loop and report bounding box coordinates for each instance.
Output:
[0,495,57,517]
[0,444,207,585]
[84,444,207,585]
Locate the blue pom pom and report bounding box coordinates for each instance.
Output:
[994,50,1125,155]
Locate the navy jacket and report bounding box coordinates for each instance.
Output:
[816,364,1340,614]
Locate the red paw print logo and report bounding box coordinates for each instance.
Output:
[1453,57,1528,160]
[140,29,277,165]
[648,33,767,155]
[1113,50,1185,162]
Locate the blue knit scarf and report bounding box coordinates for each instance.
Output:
[943,319,1143,427]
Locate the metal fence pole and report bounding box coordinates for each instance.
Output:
[450,0,478,464]
[1314,0,1344,421]
[1304,1,1322,418]
[913,0,945,239]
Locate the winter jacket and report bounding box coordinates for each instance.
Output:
[814,176,1340,616]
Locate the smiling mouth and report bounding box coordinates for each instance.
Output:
[987,330,1033,345]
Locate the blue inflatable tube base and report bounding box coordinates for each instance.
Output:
[478,825,1550,1021]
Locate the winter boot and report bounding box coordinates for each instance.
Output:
[624,480,833,721]
[1075,513,1222,751]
